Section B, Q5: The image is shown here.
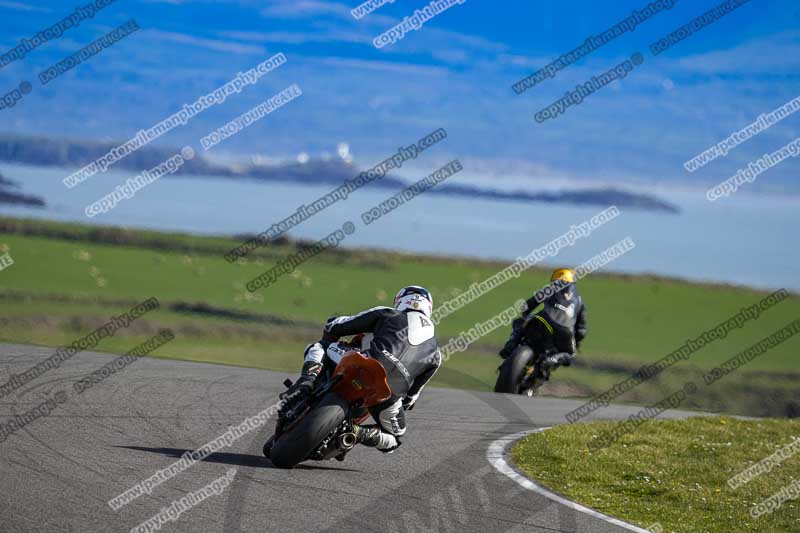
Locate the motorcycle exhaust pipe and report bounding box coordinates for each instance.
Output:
[337,432,357,451]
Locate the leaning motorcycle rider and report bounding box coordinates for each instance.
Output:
[282,286,441,454]
[499,268,587,373]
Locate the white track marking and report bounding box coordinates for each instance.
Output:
[487,428,654,533]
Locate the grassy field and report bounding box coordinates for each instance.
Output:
[513,417,800,533]
[1,216,798,415]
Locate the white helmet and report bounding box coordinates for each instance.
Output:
[394,286,433,318]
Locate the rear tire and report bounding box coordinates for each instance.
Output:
[494,345,533,394]
[269,392,349,469]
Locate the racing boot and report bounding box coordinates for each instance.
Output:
[281,361,322,404]
[294,360,322,396]
[352,424,382,447]
[352,424,400,453]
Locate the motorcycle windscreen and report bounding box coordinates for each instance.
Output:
[332,351,392,407]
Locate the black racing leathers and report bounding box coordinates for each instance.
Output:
[523,282,587,346]
[500,282,588,362]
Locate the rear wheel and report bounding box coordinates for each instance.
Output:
[494,345,534,394]
[269,392,349,469]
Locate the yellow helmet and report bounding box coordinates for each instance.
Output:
[550,268,576,284]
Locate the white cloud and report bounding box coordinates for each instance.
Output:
[676,31,800,75]
[260,0,351,20]
[0,1,51,12]
[219,29,368,46]
[320,56,448,76]
[146,30,265,55]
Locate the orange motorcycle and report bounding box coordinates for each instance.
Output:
[264,348,391,469]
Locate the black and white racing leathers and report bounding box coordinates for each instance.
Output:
[303,306,441,452]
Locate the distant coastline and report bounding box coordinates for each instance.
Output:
[0,171,45,208]
[0,133,679,213]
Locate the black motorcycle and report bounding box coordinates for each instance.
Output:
[494,345,557,396]
[494,318,559,396]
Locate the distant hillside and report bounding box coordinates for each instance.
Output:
[0,170,45,208]
[423,183,679,213]
[0,134,679,213]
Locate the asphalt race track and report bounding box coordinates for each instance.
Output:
[0,344,698,533]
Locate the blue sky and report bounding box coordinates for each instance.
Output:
[1,0,799,193]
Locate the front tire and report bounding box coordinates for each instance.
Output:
[494,345,533,394]
[269,392,349,468]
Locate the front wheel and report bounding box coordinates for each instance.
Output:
[494,345,534,394]
[269,392,349,468]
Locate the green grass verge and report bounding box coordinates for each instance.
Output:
[513,417,800,532]
[1,216,799,415]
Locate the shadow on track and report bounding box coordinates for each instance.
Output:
[222,366,579,533]
[115,446,360,472]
